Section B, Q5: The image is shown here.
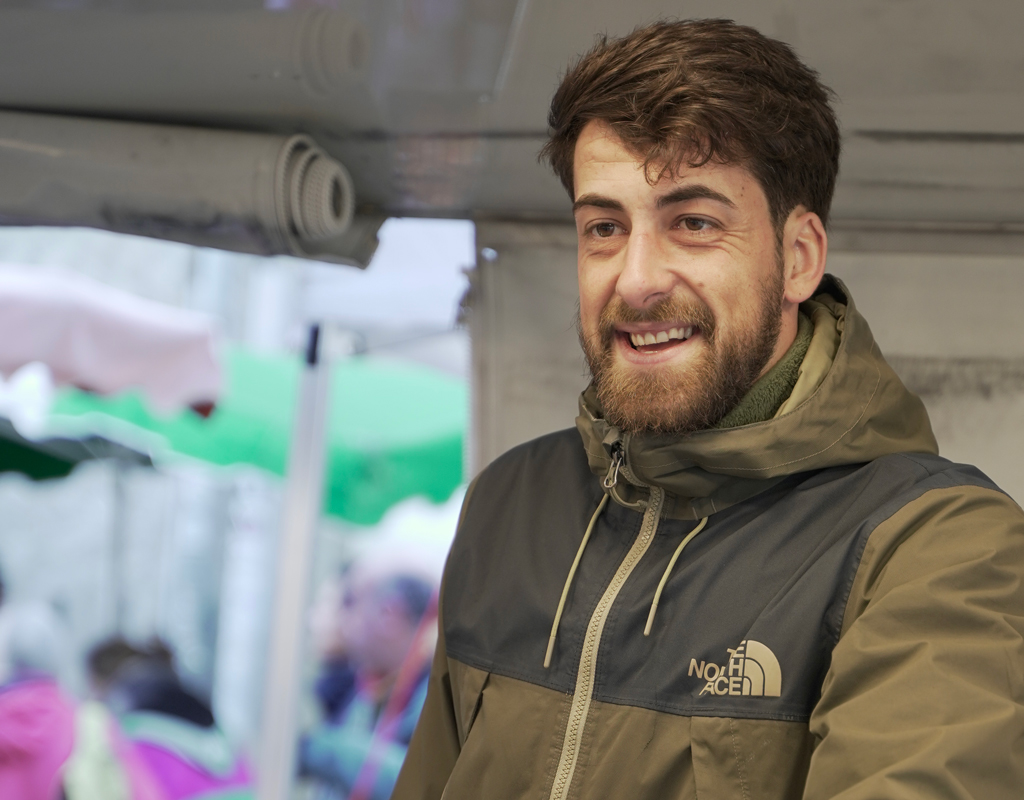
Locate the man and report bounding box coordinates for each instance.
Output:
[300,553,436,800]
[393,19,1024,800]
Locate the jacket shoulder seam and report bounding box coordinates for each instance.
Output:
[834,474,1012,645]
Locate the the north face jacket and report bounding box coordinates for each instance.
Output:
[392,276,1024,800]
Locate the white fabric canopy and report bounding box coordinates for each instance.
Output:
[0,266,221,414]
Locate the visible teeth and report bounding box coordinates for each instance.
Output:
[629,326,696,348]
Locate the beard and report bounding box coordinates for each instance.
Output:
[579,263,786,436]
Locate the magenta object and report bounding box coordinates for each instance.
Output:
[0,678,75,800]
[131,743,252,800]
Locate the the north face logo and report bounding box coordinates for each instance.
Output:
[689,640,782,698]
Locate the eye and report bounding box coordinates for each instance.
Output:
[681,217,712,232]
[591,221,620,238]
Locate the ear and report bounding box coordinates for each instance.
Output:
[781,208,827,305]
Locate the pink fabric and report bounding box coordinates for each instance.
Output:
[0,679,75,800]
[0,267,222,413]
[109,724,168,800]
[131,743,251,800]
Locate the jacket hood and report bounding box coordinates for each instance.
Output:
[576,275,938,519]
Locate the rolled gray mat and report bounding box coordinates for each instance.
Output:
[0,110,374,264]
[0,9,375,128]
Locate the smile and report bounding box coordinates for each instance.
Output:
[627,326,695,349]
[612,323,702,364]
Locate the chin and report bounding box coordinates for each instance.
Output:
[596,355,722,436]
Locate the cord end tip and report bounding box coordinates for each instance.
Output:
[643,605,658,637]
[543,636,556,669]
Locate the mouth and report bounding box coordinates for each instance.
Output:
[619,324,698,355]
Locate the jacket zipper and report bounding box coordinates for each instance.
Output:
[603,443,623,489]
[547,454,664,800]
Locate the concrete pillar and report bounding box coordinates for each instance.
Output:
[470,222,585,472]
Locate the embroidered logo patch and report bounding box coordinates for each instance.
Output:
[689,640,782,697]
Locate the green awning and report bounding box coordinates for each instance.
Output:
[52,349,467,525]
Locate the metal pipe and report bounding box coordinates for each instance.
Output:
[256,324,331,800]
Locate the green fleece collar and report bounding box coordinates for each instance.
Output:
[715,311,814,430]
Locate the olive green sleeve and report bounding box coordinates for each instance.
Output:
[389,609,461,800]
[804,485,1024,799]
[391,478,482,800]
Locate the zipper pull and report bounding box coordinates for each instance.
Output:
[603,443,623,490]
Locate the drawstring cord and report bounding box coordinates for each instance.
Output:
[544,440,709,666]
[544,493,609,669]
[643,516,708,636]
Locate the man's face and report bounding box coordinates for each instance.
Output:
[342,568,417,677]
[573,120,791,435]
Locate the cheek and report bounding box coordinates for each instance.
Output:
[577,260,616,332]
[708,279,764,336]
[578,300,600,338]
[700,249,766,303]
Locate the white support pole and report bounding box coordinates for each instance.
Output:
[256,324,331,800]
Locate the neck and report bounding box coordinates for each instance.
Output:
[759,303,801,378]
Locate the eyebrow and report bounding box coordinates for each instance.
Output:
[572,185,737,215]
[656,185,736,210]
[572,194,624,214]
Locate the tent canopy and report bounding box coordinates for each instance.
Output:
[0,417,151,481]
[52,348,466,525]
[0,266,221,413]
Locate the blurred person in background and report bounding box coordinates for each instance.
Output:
[100,640,254,800]
[64,638,166,800]
[308,572,358,724]
[299,550,438,800]
[0,600,76,800]
[71,636,252,800]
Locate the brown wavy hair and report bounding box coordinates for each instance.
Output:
[541,19,841,231]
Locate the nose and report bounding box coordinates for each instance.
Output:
[614,229,678,310]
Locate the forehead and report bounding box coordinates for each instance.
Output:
[572,120,763,208]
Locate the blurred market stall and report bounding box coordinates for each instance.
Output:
[0,266,221,481]
[0,220,471,788]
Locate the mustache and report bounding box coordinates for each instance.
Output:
[597,295,716,343]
